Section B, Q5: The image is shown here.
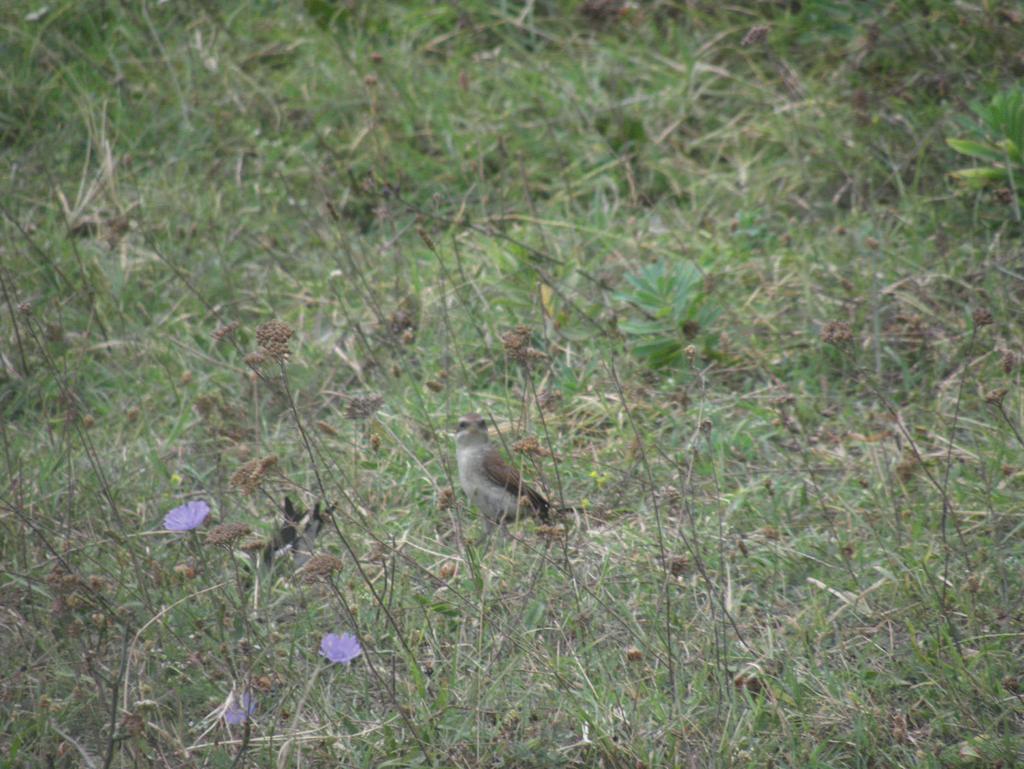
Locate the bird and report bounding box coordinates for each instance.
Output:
[454,412,555,531]
[263,496,325,568]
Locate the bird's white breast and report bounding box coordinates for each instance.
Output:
[456,444,517,523]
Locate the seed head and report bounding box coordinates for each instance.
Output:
[47,566,83,595]
[537,389,562,411]
[513,436,551,457]
[230,455,278,495]
[984,387,1008,406]
[501,325,532,363]
[388,306,417,338]
[206,523,252,547]
[253,675,274,691]
[820,321,854,345]
[741,25,769,47]
[438,486,455,511]
[119,712,145,738]
[239,536,267,553]
[995,188,1014,205]
[213,321,240,342]
[316,420,339,437]
[244,351,266,369]
[299,553,345,583]
[536,524,566,541]
[895,451,917,482]
[256,319,294,346]
[734,671,765,696]
[668,556,689,576]
[1001,349,1018,374]
[345,394,384,420]
[256,320,294,361]
[88,575,109,592]
[579,0,628,23]
[972,308,993,328]
[260,340,291,362]
[416,227,435,250]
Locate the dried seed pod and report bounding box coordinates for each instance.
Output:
[206,523,252,547]
[299,553,345,584]
[820,321,854,344]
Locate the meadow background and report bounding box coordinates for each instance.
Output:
[2,1,1024,767]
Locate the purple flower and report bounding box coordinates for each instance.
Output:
[164,500,210,531]
[320,632,362,665]
[224,691,255,725]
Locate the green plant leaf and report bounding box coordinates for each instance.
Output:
[633,339,682,367]
[946,138,1005,163]
[618,318,672,336]
[1004,138,1021,163]
[950,167,1010,186]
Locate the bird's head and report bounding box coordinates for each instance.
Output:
[455,413,490,448]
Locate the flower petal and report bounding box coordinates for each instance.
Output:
[319,632,362,664]
[164,500,211,531]
[224,691,254,725]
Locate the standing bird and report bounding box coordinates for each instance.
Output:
[454,413,554,531]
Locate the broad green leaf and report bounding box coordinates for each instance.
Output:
[634,339,682,367]
[946,138,1005,163]
[950,167,1010,186]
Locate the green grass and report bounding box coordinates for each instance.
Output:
[2,1,1024,766]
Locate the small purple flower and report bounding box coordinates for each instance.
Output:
[224,691,255,725]
[164,500,210,531]
[320,632,362,665]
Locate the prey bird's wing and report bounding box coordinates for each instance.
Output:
[264,496,325,568]
[482,447,550,514]
[292,502,324,567]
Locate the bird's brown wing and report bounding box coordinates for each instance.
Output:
[482,446,550,515]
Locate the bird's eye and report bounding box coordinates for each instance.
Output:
[457,420,467,429]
